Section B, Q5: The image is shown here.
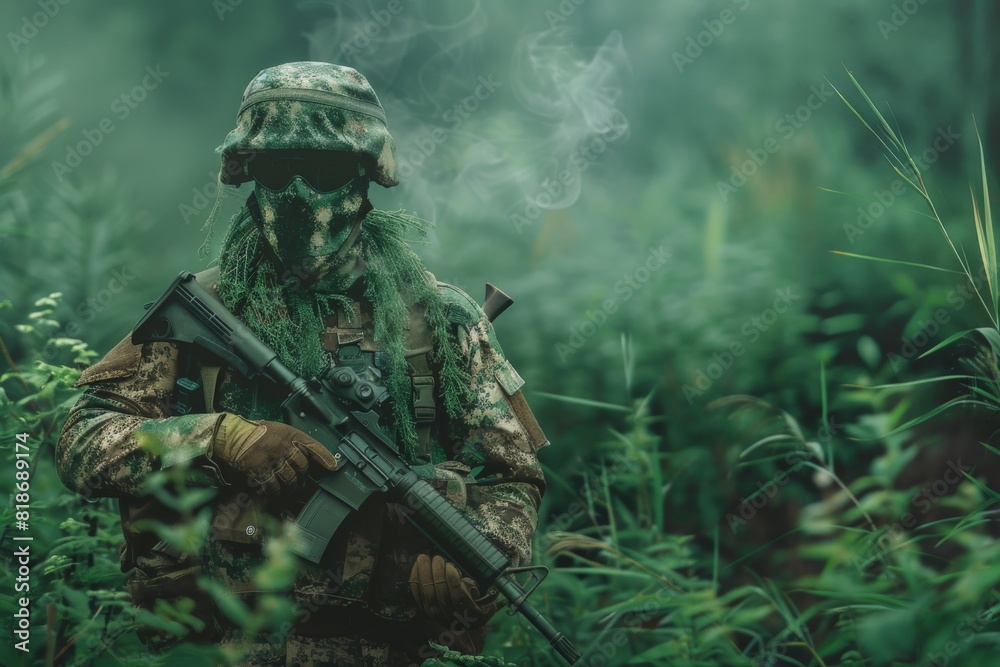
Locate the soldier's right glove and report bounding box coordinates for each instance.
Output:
[208,413,337,494]
[409,554,499,629]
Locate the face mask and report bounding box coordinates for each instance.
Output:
[254,171,369,284]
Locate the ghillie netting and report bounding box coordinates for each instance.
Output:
[214,198,471,459]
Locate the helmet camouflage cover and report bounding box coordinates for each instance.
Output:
[219,62,398,188]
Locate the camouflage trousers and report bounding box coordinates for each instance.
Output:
[213,615,492,667]
[215,634,515,667]
[217,630,426,666]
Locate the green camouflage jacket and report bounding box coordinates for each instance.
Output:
[56,268,547,664]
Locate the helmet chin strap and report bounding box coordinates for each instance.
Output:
[332,197,372,265]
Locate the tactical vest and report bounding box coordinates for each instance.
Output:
[190,267,453,464]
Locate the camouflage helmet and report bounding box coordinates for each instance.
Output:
[219,62,398,188]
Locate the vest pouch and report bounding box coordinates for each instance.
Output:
[204,490,271,596]
[126,540,221,651]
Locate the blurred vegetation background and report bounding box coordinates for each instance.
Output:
[3,0,1000,664]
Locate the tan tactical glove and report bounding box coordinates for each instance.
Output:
[208,414,337,494]
[409,554,498,629]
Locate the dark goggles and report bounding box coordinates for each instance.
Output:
[247,156,363,193]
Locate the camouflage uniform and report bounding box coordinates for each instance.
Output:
[56,63,548,666]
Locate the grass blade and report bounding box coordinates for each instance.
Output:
[532,391,631,413]
[917,328,978,359]
[844,374,974,390]
[975,119,997,324]
[829,251,961,274]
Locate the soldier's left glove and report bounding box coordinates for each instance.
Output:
[409,554,498,629]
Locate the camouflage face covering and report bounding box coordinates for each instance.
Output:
[254,172,369,283]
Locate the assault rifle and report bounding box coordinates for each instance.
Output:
[132,272,581,665]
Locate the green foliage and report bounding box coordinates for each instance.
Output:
[0,296,149,667]
[485,356,769,665]
[0,256,305,667]
[0,60,284,665]
[831,68,998,329]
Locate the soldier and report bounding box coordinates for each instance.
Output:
[57,62,548,666]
